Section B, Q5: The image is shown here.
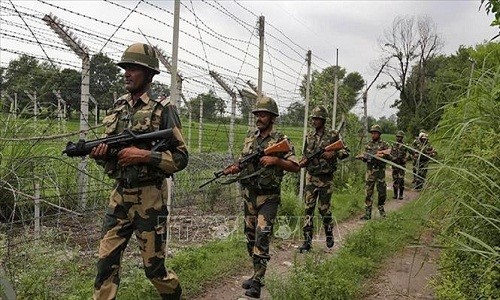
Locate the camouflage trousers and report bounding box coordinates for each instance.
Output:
[392,165,405,191]
[241,187,279,283]
[414,160,429,190]
[94,180,181,300]
[365,167,387,208]
[303,173,334,234]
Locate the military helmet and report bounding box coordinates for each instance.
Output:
[369,124,382,133]
[310,106,328,119]
[396,130,405,137]
[117,43,160,74]
[252,96,279,116]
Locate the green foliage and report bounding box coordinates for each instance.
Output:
[188,90,227,121]
[90,53,124,111]
[299,66,365,126]
[429,61,500,299]
[481,0,500,27]
[267,199,432,299]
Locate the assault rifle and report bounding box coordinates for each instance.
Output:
[62,128,173,157]
[300,139,345,167]
[199,138,292,189]
[356,148,391,163]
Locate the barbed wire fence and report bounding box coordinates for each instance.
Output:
[0,0,343,296]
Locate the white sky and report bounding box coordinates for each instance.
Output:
[0,0,497,119]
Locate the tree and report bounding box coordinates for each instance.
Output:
[378,16,443,134]
[188,90,226,121]
[281,101,304,126]
[90,53,123,111]
[481,0,500,39]
[150,81,170,98]
[299,66,364,126]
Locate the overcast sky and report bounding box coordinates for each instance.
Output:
[1,0,497,119]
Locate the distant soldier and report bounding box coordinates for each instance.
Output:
[391,131,408,199]
[297,106,349,253]
[411,133,437,190]
[222,95,300,298]
[411,130,426,185]
[356,124,391,220]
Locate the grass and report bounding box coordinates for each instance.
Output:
[266,196,434,299]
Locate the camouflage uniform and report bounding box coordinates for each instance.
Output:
[238,129,298,285]
[411,137,436,190]
[360,125,391,219]
[391,131,408,199]
[93,43,188,300]
[301,129,348,249]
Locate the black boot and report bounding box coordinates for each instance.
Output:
[378,205,386,218]
[161,284,182,300]
[298,231,312,253]
[398,187,404,200]
[244,280,262,298]
[360,206,372,220]
[325,224,334,248]
[242,277,253,289]
[392,186,398,199]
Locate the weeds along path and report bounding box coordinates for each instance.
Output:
[362,229,439,300]
[193,183,420,300]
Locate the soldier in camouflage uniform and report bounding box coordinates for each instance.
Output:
[90,43,188,300]
[411,133,436,190]
[411,130,425,186]
[297,106,349,253]
[223,96,300,298]
[356,125,391,220]
[391,130,408,200]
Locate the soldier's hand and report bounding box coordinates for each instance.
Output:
[117,146,149,167]
[260,156,279,167]
[90,143,108,160]
[223,164,240,175]
[321,150,336,160]
[298,158,308,168]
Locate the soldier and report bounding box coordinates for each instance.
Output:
[391,130,408,200]
[412,133,436,190]
[356,124,391,220]
[90,43,188,300]
[411,130,425,185]
[223,96,300,298]
[297,106,349,253]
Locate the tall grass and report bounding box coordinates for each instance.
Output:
[429,66,499,299]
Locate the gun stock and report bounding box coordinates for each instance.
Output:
[324,139,344,152]
[263,139,291,155]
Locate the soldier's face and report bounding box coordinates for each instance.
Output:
[311,118,325,129]
[371,131,380,140]
[254,112,273,130]
[396,136,403,143]
[123,64,152,93]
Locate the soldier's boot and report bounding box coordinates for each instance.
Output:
[298,231,313,253]
[398,187,404,200]
[378,205,386,218]
[242,278,254,289]
[161,284,182,300]
[244,280,262,298]
[360,206,372,220]
[392,185,398,199]
[324,224,334,248]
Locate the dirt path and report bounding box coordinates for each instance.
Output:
[193,182,421,300]
[362,230,439,300]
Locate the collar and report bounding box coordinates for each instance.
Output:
[126,91,151,107]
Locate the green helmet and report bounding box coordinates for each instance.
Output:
[310,106,328,119]
[117,43,160,74]
[252,96,279,116]
[396,130,405,137]
[369,124,382,133]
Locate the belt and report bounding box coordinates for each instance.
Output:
[117,177,166,189]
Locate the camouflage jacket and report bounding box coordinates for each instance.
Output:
[413,140,436,163]
[303,129,348,176]
[363,139,391,169]
[99,91,188,182]
[238,129,298,191]
[390,142,408,166]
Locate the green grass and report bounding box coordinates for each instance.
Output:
[266,196,434,299]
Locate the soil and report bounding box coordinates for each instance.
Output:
[362,230,439,300]
[192,179,436,300]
